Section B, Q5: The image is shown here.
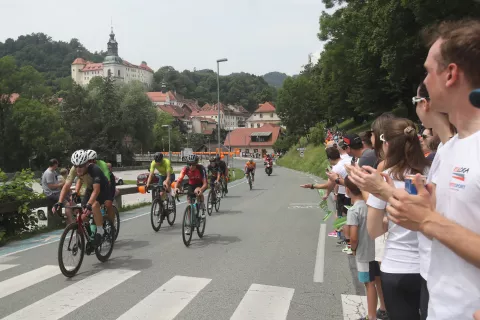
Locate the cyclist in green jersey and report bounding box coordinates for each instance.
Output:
[85,149,115,224]
[146,152,175,205]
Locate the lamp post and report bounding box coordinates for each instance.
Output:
[216,58,228,155]
[162,124,171,162]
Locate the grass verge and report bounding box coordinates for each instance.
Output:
[277,144,329,179]
[122,180,137,185]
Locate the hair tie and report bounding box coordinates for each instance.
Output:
[404,126,416,137]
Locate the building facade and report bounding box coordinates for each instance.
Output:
[71,28,154,87]
[224,123,281,157]
[245,102,281,128]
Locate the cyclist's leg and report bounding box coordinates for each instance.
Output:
[251,170,255,182]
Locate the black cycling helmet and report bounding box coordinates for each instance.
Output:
[154,152,164,162]
[186,154,198,165]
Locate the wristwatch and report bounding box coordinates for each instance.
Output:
[335,177,340,184]
[310,184,314,189]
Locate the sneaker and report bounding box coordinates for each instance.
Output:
[185,227,191,235]
[345,248,353,255]
[93,233,102,247]
[342,245,351,253]
[376,309,389,320]
[200,210,206,218]
[208,203,213,209]
[328,231,337,237]
[337,240,347,245]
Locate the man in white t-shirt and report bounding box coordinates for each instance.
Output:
[386,20,480,320]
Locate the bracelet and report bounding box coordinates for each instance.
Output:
[310,184,314,189]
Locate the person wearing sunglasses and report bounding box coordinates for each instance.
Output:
[175,155,208,234]
[55,149,112,246]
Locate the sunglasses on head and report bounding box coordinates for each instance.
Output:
[412,96,429,107]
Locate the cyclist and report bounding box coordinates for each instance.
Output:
[146,152,175,208]
[215,154,229,194]
[245,158,256,183]
[175,155,208,228]
[207,156,221,207]
[54,150,112,246]
[85,149,115,224]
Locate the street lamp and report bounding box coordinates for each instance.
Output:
[162,124,171,162]
[216,58,228,156]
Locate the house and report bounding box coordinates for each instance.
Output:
[224,123,281,157]
[71,28,153,88]
[193,103,250,131]
[245,102,281,128]
[190,117,217,135]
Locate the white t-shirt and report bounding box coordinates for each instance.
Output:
[418,142,444,281]
[428,133,480,320]
[332,157,350,195]
[366,169,426,274]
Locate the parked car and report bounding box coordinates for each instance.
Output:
[114,174,124,185]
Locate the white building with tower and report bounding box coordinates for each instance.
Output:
[71,28,154,87]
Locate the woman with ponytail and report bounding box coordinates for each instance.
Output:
[366,118,429,320]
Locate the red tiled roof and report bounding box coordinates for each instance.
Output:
[255,102,276,113]
[159,104,185,118]
[193,110,221,117]
[224,123,281,147]
[1,93,20,104]
[147,91,177,103]
[192,116,217,124]
[140,62,153,73]
[123,60,154,73]
[72,58,87,65]
[202,129,213,135]
[81,63,103,71]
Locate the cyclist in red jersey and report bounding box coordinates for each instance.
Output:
[175,154,208,218]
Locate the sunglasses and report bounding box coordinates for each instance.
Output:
[412,96,429,107]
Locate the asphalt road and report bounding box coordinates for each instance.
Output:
[0,160,366,320]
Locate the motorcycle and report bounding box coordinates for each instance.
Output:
[264,160,273,176]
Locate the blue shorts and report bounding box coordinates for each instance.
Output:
[357,261,375,283]
[159,173,175,186]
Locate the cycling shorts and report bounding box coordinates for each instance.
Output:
[186,184,203,198]
[246,168,255,174]
[82,188,112,206]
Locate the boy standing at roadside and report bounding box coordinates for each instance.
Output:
[345,176,378,320]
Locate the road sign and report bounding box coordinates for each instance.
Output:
[116,154,122,163]
[300,151,304,158]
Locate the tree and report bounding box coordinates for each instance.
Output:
[152,112,182,152]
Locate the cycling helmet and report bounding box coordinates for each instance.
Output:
[186,154,198,164]
[249,158,253,162]
[209,156,217,162]
[86,149,97,161]
[154,152,164,162]
[71,150,88,166]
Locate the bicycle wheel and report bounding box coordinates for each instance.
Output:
[182,206,193,247]
[167,196,176,226]
[58,222,85,278]
[113,205,120,240]
[207,191,213,216]
[197,212,206,238]
[95,217,115,262]
[150,198,163,232]
[221,178,227,197]
[215,193,221,212]
[248,175,252,190]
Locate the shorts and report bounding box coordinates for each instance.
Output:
[186,184,203,198]
[357,261,376,283]
[246,168,255,174]
[159,173,175,186]
[83,186,112,206]
[336,193,350,217]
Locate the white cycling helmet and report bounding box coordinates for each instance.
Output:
[186,154,198,164]
[249,158,253,162]
[86,149,97,161]
[71,150,88,166]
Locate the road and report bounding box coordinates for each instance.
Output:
[0,160,367,320]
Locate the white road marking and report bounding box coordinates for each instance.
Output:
[0,256,18,263]
[116,275,211,320]
[341,294,368,320]
[230,283,294,320]
[0,179,248,257]
[313,223,327,282]
[1,269,139,320]
[0,265,60,299]
[0,264,18,273]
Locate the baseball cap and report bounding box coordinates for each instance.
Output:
[343,134,363,149]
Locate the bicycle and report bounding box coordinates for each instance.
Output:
[207,181,221,216]
[219,175,227,198]
[147,184,177,232]
[177,190,206,247]
[57,203,115,277]
[246,171,253,190]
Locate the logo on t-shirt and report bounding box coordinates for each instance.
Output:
[450,167,469,190]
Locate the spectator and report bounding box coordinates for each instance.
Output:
[370,112,396,170]
[41,159,63,202]
[342,133,377,167]
[344,176,379,320]
[106,163,119,199]
[386,20,480,320]
[359,131,373,150]
[367,118,429,320]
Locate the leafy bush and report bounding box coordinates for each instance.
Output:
[307,123,326,146]
[0,169,44,243]
[277,143,328,178]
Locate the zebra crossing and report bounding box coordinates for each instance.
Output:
[0,262,300,320]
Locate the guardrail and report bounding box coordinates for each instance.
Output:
[0,185,139,228]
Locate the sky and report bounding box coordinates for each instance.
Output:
[0,0,327,76]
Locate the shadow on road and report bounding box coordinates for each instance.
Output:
[222,195,242,198]
[215,210,243,216]
[188,233,241,248]
[92,255,153,271]
[114,239,150,251]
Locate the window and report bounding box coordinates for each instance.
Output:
[72,69,75,72]
[260,113,263,118]
[270,113,274,118]
[257,124,260,128]
[118,70,121,77]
